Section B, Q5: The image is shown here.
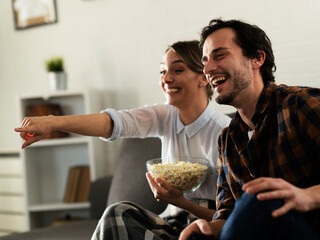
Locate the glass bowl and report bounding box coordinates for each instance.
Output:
[146,157,210,193]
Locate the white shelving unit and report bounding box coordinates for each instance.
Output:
[17,90,110,229]
[0,147,27,236]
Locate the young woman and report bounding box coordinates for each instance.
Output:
[15,40,231,240]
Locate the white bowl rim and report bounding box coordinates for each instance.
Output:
[146,157,210,163]
[146,157,210,192]
[146,157,210,172]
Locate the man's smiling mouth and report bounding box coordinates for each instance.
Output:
[210,76,227,87]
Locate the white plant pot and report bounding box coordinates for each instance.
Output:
[48,72,67,91]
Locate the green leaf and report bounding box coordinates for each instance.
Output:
[45,57,64,72]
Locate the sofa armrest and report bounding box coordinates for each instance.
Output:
[89,175,113,220]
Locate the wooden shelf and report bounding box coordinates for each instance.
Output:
[0,148,19,154]
[26,136,89,148]
[18,91,87,101]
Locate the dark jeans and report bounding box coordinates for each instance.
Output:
[218,192,318,240]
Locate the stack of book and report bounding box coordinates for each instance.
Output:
[63,166,91,203]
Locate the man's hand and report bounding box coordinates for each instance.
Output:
[179,219,226,240]
[179,219,214,240]
[243,177,320,217]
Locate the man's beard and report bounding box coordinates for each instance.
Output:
[215,59,252,105]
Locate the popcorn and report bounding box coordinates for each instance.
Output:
[148,161,208,192]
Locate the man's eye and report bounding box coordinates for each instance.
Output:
[175,69,183,73]
[215,54,226,60]
[160,70,165,75]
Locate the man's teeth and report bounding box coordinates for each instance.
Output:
[212,77,226,86]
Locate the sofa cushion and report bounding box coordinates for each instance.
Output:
[107,137,167,214]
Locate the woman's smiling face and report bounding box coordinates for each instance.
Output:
[160,49,204,109]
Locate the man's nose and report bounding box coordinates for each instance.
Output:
[203,58,217,75]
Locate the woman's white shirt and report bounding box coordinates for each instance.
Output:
[100,101,231,201]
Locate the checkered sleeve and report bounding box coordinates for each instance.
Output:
[296,88,320,150]
[213,130,235,220]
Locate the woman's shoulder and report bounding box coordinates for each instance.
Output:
[141,103,177,122]
[210,109,232,129]
[147,103,176,114]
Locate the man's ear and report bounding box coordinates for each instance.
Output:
[252,50,266,69]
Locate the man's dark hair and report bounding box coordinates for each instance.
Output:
[200,19,276,84]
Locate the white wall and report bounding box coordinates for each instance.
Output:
[1,0,320,148]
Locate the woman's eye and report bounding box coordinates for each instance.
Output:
[175,69,184,73]
[160,70,165,75]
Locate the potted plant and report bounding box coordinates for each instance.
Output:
[45,57,67,91]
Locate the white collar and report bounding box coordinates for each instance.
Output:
[176,101,214,138]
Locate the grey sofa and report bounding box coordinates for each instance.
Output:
[0,137,166,240]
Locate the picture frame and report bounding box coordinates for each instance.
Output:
[12,0,58,30]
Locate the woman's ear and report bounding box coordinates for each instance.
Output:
[200,74,208,87]
[252,50,266,69]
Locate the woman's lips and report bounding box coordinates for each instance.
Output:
[166,88,179,93]
[165,87,181,95]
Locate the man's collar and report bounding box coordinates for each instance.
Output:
[251,82,275,124]
[229,82,275,132]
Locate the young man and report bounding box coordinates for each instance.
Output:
[180,19,320,240]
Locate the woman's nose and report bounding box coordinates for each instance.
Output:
[162,72,173,83]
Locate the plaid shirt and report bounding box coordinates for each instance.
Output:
[214,82,320,237]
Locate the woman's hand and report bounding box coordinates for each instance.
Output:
[14,116,55,149]
[15,113,113,149]
[146,172,184,205]
[146,172,216,220]
[243,177,320,217]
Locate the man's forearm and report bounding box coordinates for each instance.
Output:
[305,184,320,211]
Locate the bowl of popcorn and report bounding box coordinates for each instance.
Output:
[146,158,210,193]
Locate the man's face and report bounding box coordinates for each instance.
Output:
[202,28,253,105]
